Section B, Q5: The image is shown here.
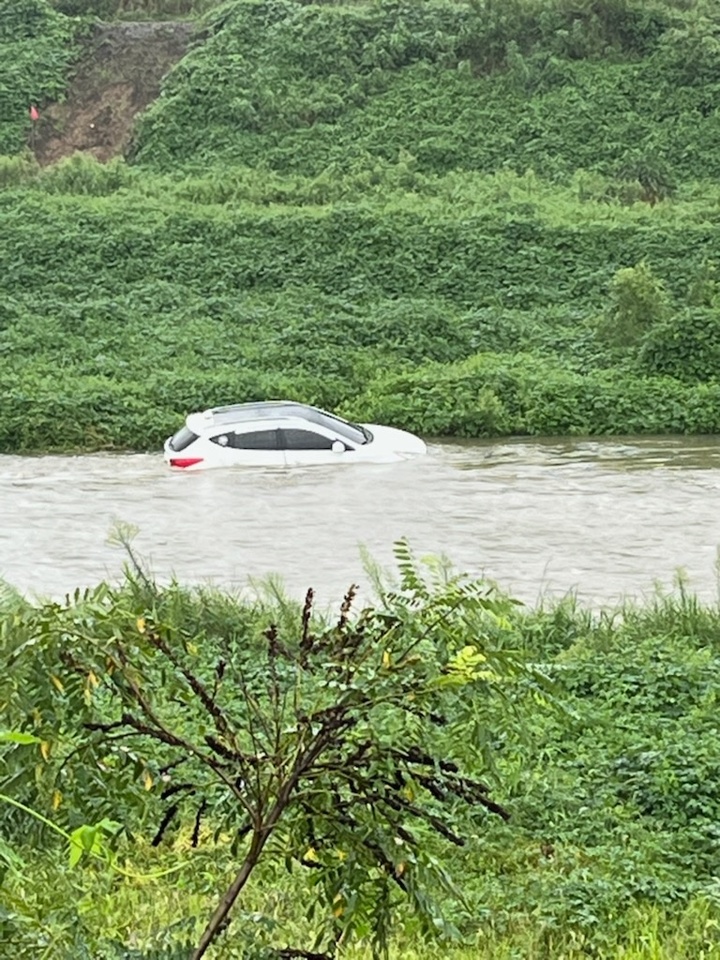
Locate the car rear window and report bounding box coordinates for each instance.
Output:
[169,426,199,452]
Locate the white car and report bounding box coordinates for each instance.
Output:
[164,401,427,470]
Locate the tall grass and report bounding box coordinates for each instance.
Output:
[0,153,39,188]
[4,840,720,959]
[39,153,133,195]
[7,151,720,224]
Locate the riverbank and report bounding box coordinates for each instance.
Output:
[3,559,720,957]
[2,170,720,454]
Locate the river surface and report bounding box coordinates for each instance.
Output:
[1,436,719,609]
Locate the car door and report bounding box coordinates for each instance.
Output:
[279,426,352,466]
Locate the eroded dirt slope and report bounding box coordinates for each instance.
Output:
[34,21,195,165]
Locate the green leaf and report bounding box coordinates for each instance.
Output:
[68,827,86,869]
[0,730,41,744]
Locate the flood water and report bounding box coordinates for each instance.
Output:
[1,436,719,609]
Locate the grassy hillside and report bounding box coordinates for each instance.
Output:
[1,0,720,452]
[131,0,718,181]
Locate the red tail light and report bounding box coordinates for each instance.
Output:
[169,457,204,469]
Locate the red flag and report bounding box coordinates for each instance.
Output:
[29,105,39,122]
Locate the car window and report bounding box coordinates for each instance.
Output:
[230,429,279,450]
[169,426,199,452]
[280,429,336,451]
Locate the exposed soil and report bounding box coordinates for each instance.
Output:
[33,21,196,165]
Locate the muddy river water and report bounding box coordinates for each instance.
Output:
[1,436,719,609]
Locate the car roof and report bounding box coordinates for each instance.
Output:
[189,401,368,443]
[201,401,326,427]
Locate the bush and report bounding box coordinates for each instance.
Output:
[639,307,720,382]
[39,154,133,195]
[596,262,670,348]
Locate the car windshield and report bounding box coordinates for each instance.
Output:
[308,409,371,445]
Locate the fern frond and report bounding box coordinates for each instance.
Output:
[393,539,429,599]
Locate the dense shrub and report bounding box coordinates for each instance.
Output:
[347,352,720,437]
[1,178,720,451]
[596,261,670,348]
[639,307,720,382]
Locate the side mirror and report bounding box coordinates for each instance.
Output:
[332,440,345,453]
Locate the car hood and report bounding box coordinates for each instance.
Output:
[363,424,427,455]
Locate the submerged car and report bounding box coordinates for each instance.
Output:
[164,401,427,470]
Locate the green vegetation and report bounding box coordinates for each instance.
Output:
[0,0,83,155]
[1,0,720,451]
[4,169,720,449]
[49,0,222,21]
[129,0,708,180]
[4,548,720,957]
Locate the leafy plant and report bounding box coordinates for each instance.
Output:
[1,0,720,449]
[596,262,670,348]
[639,306,720,382]
[2,540,535,958]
